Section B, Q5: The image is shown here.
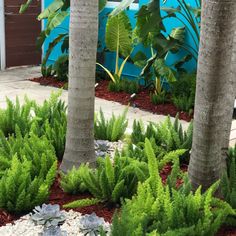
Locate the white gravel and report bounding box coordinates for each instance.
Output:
[0,210,110,236]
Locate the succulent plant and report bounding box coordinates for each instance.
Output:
[95,140,110,152]
[95,140,110,158]
[79,213,109,236]
[30,204,66,228]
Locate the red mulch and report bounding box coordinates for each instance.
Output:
[48,175,116,223]
[29,77,193,122]
[30,76,66,88]
[96,80,192,122]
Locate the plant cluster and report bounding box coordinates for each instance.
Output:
[0,127,56,178]
[20,0,107,79]
[221,145,236,225]
[0,97,33,137]
[222,145,236,208]
[31,204,66,227]
[0,92,67,161]
[111,139,233,236]
[171,73,196,113]
[108,78,139,94]
[60,165,89,194]
[130,115,193,163]
[30,204,67,236]
[62,155,149,208]
[0,155,57,214]
[79,213,110,236]
[150,91,168,105]
[0,95,65,213]
[94,109,128,142]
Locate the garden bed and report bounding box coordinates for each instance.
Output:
[0,163,186,227]
[0,165,235,235]
[29,77,193,122]
[0,94,235,235]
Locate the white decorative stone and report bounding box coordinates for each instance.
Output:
[0,210,110,236]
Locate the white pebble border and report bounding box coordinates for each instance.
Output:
[0,210,110,236]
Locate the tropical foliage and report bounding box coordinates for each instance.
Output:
[111,139,233,236]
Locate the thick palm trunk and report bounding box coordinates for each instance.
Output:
[188,0,236,191]
[61,0,98,172]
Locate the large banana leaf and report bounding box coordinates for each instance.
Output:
[45,11,69,36]
[153,59,177,83]
[134,0,164,47]
[106,12,132,57]
[19,0,33,14]
[38,0,65,20]
[42,33,67,67]
[132,51,148,68]
[169,27,185,53]
[110,0,136,17]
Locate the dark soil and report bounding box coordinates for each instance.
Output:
[30,77,193,122]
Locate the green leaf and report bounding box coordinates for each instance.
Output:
[134,2,164,47]
[45,11,69,36]
[106,12,132,57]
[99,0,107,12]
[19,0,33,14]
[160,6,181,16]
[169,27,185,53]
[110,0,136,17]
[153,59,177,83]
[132,51,147,68]
[63,198,101,208]
[38,0,64,20]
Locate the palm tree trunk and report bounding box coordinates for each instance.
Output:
[61,0,98,172]
[188,0,236,191]
[221,30,236,161]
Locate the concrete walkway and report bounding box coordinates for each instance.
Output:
[0,66,235,145]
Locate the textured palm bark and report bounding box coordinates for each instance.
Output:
[221,30,236,163]
[188,0,236,191]
[61,1,98,172]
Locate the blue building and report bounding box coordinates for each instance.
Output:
[43,0,199,78]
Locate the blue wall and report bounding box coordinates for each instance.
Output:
[43,0,199,78]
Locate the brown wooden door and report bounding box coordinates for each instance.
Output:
[4,0,41,68]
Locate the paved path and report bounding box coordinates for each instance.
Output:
[0,66,235,146]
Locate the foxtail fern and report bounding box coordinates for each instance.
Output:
[94,108,128,141]
[111,139,233,236]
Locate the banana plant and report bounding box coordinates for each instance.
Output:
[20,0,107,76]
[96,11,133,84]
[161,0,201,58]
[112,0,197,85]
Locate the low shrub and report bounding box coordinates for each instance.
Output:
[0,97,33,137]
[221,145,236,225]
[122,137,186,166]
[171,72,196,99]
[173,95,194,113]
[53,54,69,82]
[171,72,196,113]
[63,155,149,208]
[150,91,168,105]
[60,165,89,194]
[0,92,67,160]
[111,139,233,236]
[0,126,57,179]
[108,79,139,94]
[131,116,193,163]
[222,145,236,209]
[0,156,56,214]
[94,108,128,141]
